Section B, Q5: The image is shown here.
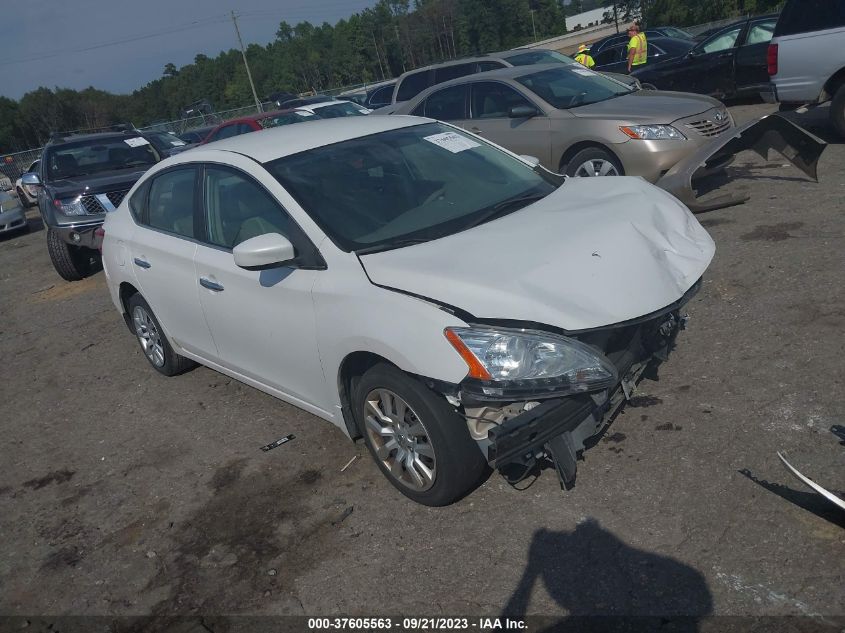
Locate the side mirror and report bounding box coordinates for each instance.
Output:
[233,233,296,270]
[520,155,541,167]
[509,105,539,119]
[21,172,41,186]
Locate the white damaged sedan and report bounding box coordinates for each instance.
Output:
[102,116,714,505]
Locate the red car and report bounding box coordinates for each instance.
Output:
[199,109,316,145]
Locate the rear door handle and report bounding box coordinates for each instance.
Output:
[199,277,224,292]
[133,257,151,269]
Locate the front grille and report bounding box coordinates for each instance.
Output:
[80,195,106,215]
[106,189,129,207]
[79,188,130,214]
[684,110,732,137]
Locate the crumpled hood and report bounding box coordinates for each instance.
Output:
[572,90,721,124]
[360,177,715,331]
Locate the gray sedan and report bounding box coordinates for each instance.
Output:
[388,64,734,181]
[0,190,28,235]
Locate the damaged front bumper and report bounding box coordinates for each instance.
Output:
[462,280,700,488]
[655,113,827,213]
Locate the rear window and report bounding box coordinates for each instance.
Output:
[775,0,845,35]
[434,63,476,84]
[396,71,433,102]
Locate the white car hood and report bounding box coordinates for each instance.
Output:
[359,177,715,331]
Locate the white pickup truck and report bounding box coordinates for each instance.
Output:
[767,0,845,137]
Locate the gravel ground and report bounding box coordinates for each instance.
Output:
[0,103,843,628]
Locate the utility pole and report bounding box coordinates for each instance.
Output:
[530,9,537,42]
[394,24,406,72]
[371,31,386,80]
[231,10,263,113]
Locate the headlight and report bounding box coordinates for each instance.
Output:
[620,124,686,140]
[444,326,617,399]
[53,196,86,216]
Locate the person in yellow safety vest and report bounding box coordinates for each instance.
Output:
[575,44,595,69]
[626,23,648,73]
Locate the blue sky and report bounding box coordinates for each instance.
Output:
[0,0,377,100]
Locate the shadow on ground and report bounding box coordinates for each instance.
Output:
[501,519,713,632]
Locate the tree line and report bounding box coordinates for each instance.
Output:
[0,0,777,153]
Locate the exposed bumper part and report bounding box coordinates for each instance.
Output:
[656,114,827,213]
[51,221,103,249]
[778,451,845,512]
[483,304,688,487]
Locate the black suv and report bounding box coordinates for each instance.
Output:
[22,128,161,281]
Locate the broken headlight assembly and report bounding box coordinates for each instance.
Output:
[444,326,618,400]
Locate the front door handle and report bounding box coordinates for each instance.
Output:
[133,257,151,269]
[199,277,224,292]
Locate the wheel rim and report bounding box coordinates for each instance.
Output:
[363,389,436,492]
[132,305,165,368]
[573,159,619,177]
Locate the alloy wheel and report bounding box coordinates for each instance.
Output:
[363,388,436,491]
[132,305,165,368]
[574,159,620,177]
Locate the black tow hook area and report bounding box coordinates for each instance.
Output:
[546,433,579,490]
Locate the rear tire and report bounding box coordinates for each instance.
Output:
[47,228,92,281]
[562,147,624,178]
[353,363,488,506]
[831,84,845,139]
[127,293,195,376]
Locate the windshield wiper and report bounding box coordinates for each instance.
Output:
[355,237,433,255]
[463,193,548,230]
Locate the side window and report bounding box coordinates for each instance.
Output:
[396,71,432,102]
[700,26,742,54]
[411,101,426,116]
[213,125,239,141]
[744,20,776,46]
[648,44,665,58]
[146,168,197,238]
[594,47,621,66]
[424,84,468,121]
[369,85,394,107]
[470,82,534,119]
[128,179,151,223]
[204,167,296,249]
[434,63,475,84]
[478,61,507,72]
[775,0,845,35]
[236,123,255,135]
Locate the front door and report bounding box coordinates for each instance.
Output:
[686,24,744,97]
[128,166,217,358]
[192,161,328,413]
[465,81,552,168]
[734,18,777,95]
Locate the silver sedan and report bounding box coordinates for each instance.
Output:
[0,190,28,235]
[388,64,734,181]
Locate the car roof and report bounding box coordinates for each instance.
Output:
[163,115,428,164]
[301,100,354,110]
[46,131,145,146]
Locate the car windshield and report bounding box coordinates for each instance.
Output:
[259,112,315,128]
[516,67,630,109]
[310,102,366,118]
[266,122,558,253]
[148,132,186,148]
[45,136,158,180]
[505,50,576,66]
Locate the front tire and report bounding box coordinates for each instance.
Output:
[831,84,845,139]
[354,363,488,506]
[127,293,195,376]
[47,228,93,281]
[562,147,624,178]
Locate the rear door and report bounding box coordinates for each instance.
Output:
[467,81,552,168]
[734,17,778,94]
[127,166,218,358]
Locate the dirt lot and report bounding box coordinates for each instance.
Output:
[1,103,843,628]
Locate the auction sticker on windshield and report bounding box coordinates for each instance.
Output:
[124,137,150,147]
[424,132,480,153]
